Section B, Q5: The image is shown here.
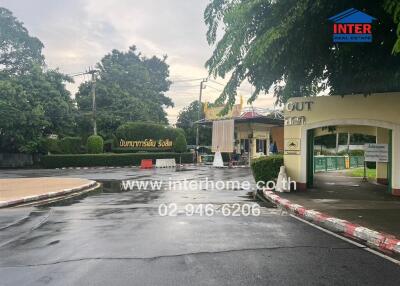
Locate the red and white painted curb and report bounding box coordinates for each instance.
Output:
[0,180,98,208]
[263,189,400,255]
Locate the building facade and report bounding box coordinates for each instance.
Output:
[284,92,400,196]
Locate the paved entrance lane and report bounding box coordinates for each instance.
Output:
[0,167,399,285]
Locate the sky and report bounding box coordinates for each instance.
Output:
[1,0,276,124]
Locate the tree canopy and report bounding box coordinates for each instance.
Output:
[75,46,173,139]
[0,7,44,74]
[0,8,75,153]
[176,101,211,146]
[205,0,400,109]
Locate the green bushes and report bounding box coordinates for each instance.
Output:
[112,148,177,153]
[44,137,82,154]
[40,152,193,168]
[338,149,364,156]
[251,155,283,183]
[59,137,82,154]
[173,133,187,153]
[46,138,62,154]
[87,135,104,154]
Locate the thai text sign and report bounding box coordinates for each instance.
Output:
[364,143,388,162]
[119,139,173,148]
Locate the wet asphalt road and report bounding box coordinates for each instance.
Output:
[0,166,399,286]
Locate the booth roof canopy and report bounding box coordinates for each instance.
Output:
[196,109,284,126]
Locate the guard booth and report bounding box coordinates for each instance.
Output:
[283,92,400,196]
[197,102,284,165]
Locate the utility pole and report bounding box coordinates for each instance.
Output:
[69,68,98,135]
[88,68,98,135]
[196,78,207,147]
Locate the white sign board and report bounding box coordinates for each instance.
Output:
[364,144,388,162]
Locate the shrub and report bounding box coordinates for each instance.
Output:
[338,149,364,156]
[40,152,193,168]
[45,138,62,154]
[174,133,187,153]
[112,148,178,153]
[348,149,364,156]
[251,155,283,183]
[87,135,104,154]
[59,137,82,154]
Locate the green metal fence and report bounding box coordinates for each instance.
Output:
[314,156,364,173]
[349,156,364,168]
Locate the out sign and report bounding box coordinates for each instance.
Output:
[285,101,314,112]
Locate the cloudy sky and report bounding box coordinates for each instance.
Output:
[1,0,276,123]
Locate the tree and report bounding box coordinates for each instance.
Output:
[176,101,212,145]
[0,8,76,153]
[173,133,187,153]
[75,46,173,139]
[384,0,400,54]
[204,1,400,110]
[0,8,44,74]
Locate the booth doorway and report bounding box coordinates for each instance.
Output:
[306,126,392,194]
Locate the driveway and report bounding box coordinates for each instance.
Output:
[0,166,399,285]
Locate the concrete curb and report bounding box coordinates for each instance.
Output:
[262,189,400,255]
[0,180,98,208]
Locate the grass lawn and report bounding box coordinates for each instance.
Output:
[348,167,376,180]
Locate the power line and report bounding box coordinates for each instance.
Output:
[204,85,223,92]
[170,77,204,83]
[208,79,252,93]
[208,79,225,86]
[170,84,200,88]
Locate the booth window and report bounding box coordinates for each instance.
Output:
[256,139,267,155]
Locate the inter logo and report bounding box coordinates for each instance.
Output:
[328,8,376,43]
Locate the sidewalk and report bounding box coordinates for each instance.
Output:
[280,172,400,237]
[0,177,98,207]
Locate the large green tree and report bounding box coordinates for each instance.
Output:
[176,101,211,145]
[205,0,400,109]
[0,7,75,153]
[0,8,44,74]
[75,46,173,139]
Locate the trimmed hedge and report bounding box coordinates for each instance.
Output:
[251,155,283,183]
[116,122,185,140]
[46,138,62,154]
[40,152,193,168]
[115,122,185,151]
[112,147,178,153]
[59,137,82,154]
[87,135,104,154]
